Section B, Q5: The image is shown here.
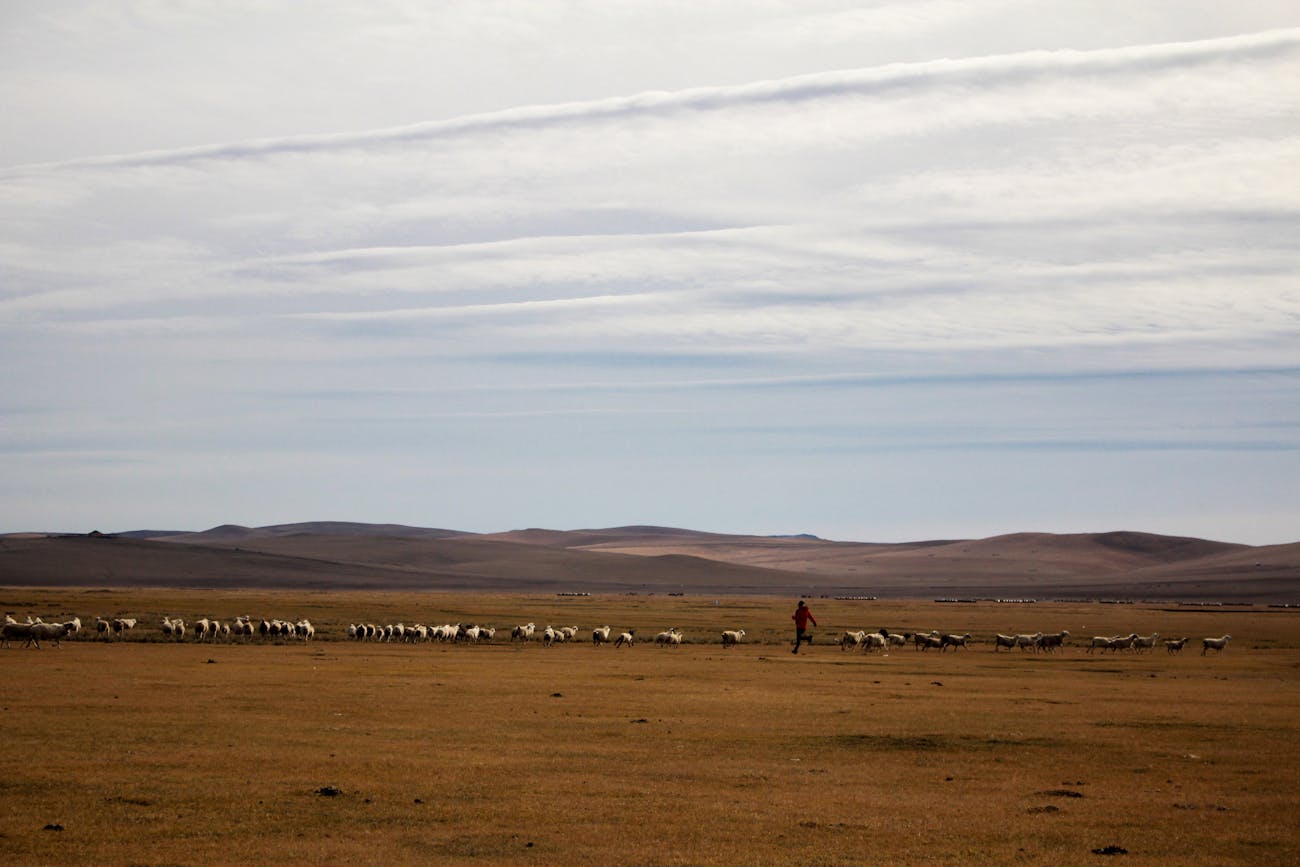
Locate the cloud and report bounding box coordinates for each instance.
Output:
[5,27,1297,177]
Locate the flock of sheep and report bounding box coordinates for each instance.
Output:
[840,628,1233,655]
[2,610,1237,657]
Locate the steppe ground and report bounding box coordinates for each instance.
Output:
[2,589,1298,865]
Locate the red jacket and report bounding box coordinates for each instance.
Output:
[792,605,816,629]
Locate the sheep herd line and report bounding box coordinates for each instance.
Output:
[1,613,1234,656]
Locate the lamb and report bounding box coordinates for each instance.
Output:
[993,633,1018,652]
[939,633,971,651]
[839,630,867,651]
[614,629,635,648]
[1164,637,1189,654]
[592,626,612,646]
[721,629,745,648]
[1201,634,1232,655]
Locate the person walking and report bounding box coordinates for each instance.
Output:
[791,599,817,654]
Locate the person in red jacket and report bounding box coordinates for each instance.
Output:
[791,599,817,654]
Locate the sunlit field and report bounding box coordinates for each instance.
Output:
[2,589,1298,865]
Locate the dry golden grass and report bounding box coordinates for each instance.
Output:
[2,589,1298,865]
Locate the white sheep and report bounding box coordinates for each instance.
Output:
[1164,637,1188,654]
[512,623,536,642]
[1201,634,1232,655]
[614,629,635,648]
[939,633,971,652]
[15,621,72,649]
[1038,630,1070,653]
[1,621,35,648]
[862,632,889,653]
[1132,632,1159,653]
[839,630,867,651]
[1015,632,1044,652]
[912,630,939,650]
[993,633,1017,652]
[655,626,686,647]
[592,625,612,646]
[478,626,496,643]
[721,629,745,648]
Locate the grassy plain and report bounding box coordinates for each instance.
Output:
[2,589,1298,865]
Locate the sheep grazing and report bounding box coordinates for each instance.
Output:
[1164,637,1189,654]
[1038,630,1070,653]
[512,623,536,642]
[592,625,612,646]
[721,629,745,648]
[1201,634,1232,655]
[839,630,867,651]
[614,629,635,648]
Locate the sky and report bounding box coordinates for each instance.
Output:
[2,2,1298,545]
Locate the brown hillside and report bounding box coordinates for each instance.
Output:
[2,524,1295,602]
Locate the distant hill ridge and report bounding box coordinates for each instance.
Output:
[2,522,1294,601]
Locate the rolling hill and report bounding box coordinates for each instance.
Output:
[1,523,1296,601]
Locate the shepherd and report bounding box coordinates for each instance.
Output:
[791,599,817,654]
